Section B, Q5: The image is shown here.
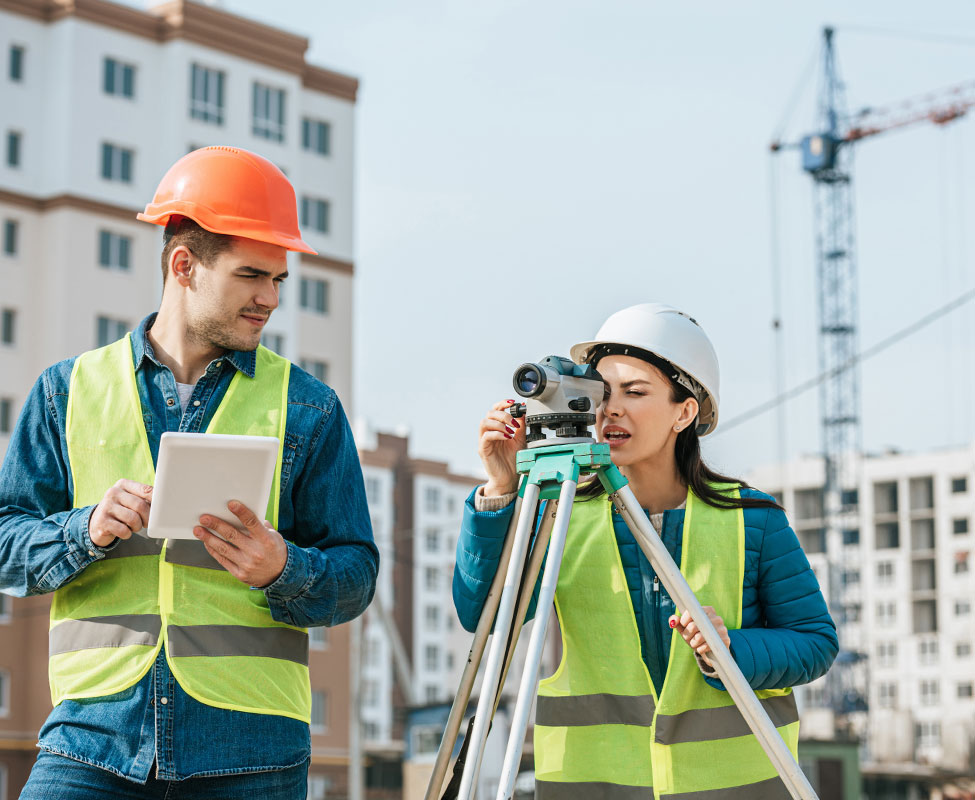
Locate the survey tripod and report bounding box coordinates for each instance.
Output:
[424,438,819,800]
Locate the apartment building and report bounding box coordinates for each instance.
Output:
[0,1,358,796]
[357,431,481,746]
[748,444,975,779]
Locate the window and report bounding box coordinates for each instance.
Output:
[794,488,824,520]
[1,308,15,345]
[876,561,894,585]
[920,680,940,706]
[878,682,897,708]
[9,44,24,81]
[103,57,135,98]
[98,230,131,271]
[302,118,331,155]
[0,398,12,434]
[96,315,128,347]
[875,522,899,550]
[840,487,859,509]
[841,603,861,623]
[425,685,439,703]
[955,552,970,575]
[307,774,330,800]
[364,476,381,505]
[874,481,898,514]
[299,358,328,384]
[309,627,328,650]
[446,652,454,669]
[252,82,285,141]
[842,528,860,546]
[876,641,896,668]
[954,518,969,535]
[0,669,8,717]
[424,567,438,591]
[299,276,328,314]
[363,721,379,740]
[952,476,968,494]
[909,476,934,510]
[363,679,378,707]
[363,636,379,667]
[2,219,17,256]
[190,64,225,124]
[300,196,330,234]
[310,690,328,732]
[919,639,938,665]
[876,601,896,626]
[424,645,439,672]
[958,682,974,699]
[261,332,285,353]
[6,131,21,167]
[425,527,439,552]
[101,143,133,183]
[916,721,941,749]
[425,486,441,513]
[0,593,9,621]
[841,569,859,586]
[425,605,439,628]
[957,642,972,658]
[956,599,972,617]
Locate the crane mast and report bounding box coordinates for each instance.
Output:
[802,28,861,661]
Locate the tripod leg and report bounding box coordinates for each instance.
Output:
[424,494,525,800]
[432,500,557,800]
[494,501,557,717]
[495,479,578,800]
[456,482,543,800]
[612,486,818,800]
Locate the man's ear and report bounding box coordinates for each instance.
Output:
[169,245,194,287]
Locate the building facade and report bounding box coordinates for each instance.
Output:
[0,1,358,796]
[748,444,975,779]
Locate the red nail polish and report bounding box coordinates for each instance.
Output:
[506,399,515,404]
[669,618,677,629]
[504,433,513,439]
[505,426,514,434]
[511,420,520,428]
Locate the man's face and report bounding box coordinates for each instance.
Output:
[185,236,288,353]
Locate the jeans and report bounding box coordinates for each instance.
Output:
[20,751,309,800]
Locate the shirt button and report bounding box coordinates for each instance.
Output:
[193,400,201,407]
[88,549,95,557]
[166,398,175,407]
[160,697,169,705]
[214,361,222,368]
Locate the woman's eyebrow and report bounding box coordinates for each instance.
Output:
[618,380,652,389]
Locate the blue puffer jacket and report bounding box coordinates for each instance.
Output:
[452,487,838,695]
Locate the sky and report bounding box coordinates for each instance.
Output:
[147,0,975,480]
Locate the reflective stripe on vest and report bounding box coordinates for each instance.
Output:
[534,489,798,799]
[53,335,311,722]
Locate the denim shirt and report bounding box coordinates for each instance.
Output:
[0,313,379,781]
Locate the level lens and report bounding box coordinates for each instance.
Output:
[513,363,547,398]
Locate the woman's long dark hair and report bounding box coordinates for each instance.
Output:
[578,350,781,512]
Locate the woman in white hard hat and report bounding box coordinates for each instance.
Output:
[453,303,837,800]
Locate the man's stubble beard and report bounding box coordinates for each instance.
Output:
[186,294,263,353]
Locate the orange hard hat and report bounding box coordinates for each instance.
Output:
[137,146,317,254]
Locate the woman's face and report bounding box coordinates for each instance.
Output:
[594,355,698,468]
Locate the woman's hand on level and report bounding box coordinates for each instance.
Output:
[670,606,730,669]
[478,400,526,497]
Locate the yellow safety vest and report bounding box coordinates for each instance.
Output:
[50,334,311,722]
[534,488,799,799]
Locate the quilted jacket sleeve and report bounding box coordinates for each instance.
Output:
[721,502,838,691]
[452,487,543,632]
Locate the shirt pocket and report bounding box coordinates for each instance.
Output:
[279,430,301,494]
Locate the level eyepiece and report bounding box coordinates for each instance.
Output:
[513,363,547,398]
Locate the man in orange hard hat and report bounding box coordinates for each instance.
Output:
[1,147,378,799]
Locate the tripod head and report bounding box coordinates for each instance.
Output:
[509,356,604,447]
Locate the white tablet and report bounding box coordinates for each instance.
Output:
[146,432,279,540]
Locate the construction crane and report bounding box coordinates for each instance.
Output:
[770,26,974,722]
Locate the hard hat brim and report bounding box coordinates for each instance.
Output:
[137,208,318,255]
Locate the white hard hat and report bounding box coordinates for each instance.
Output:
[570,303,721,436]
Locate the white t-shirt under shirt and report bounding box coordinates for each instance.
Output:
[176,382,195,413]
